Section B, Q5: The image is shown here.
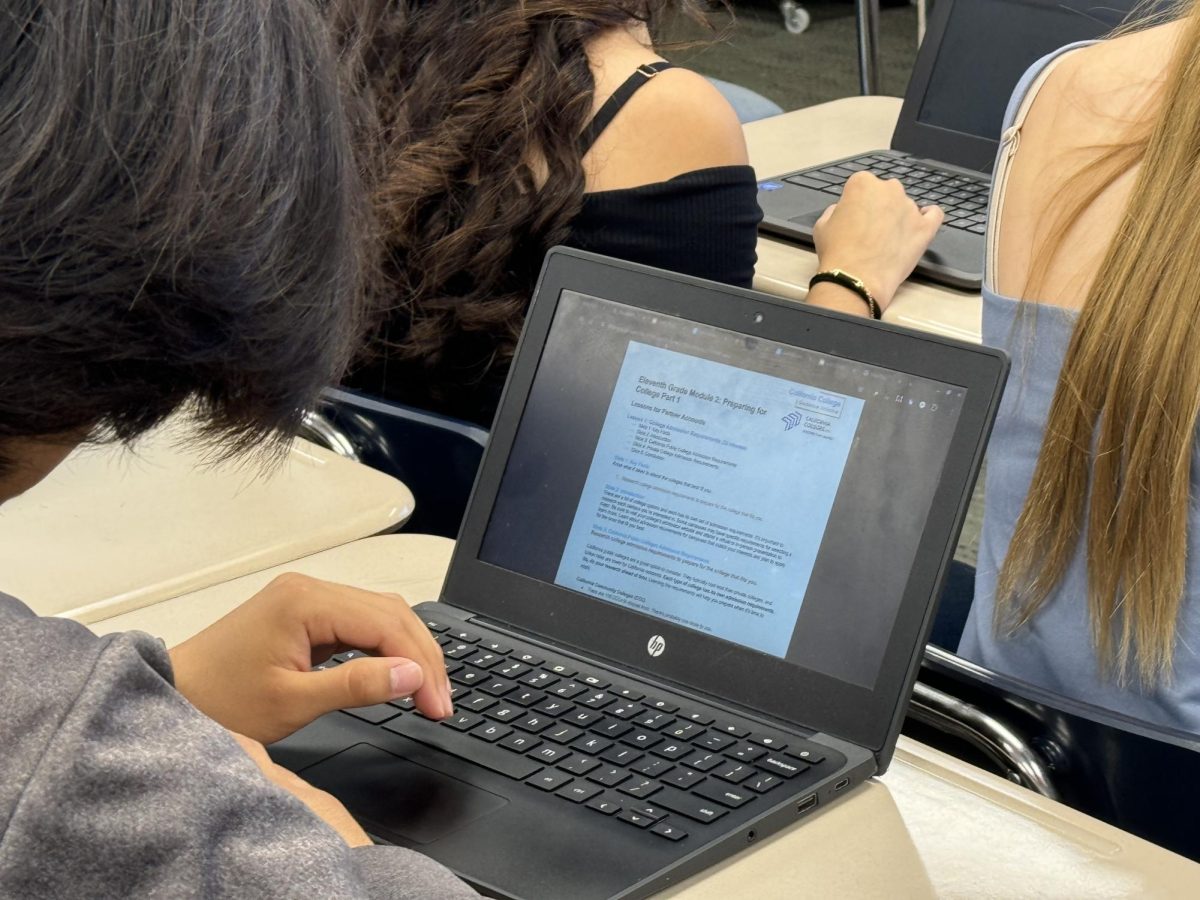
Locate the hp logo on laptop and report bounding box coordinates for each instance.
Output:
[646,635,666,657]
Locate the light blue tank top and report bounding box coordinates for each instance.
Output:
[956,42,1200,734]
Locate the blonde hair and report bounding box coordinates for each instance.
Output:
[995,1,1200,686]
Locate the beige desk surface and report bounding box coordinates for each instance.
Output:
[96,535,1200,899]
[0,419,414,625]
[745,97,984,345]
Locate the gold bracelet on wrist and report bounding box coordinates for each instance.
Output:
[808,269,881,320]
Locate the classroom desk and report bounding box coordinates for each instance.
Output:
[0,418,414,625]
[96,535,1200,899]
[744,96,984,345]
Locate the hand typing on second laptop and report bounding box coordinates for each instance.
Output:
[169,573,454,744]
[809,171,944,316]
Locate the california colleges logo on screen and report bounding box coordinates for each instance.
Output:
[646,635,666,657]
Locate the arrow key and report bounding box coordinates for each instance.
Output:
[617,809,654,829]
[651,821,688,841]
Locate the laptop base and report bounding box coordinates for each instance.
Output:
[758,152,986,291]
[272,602,875,900]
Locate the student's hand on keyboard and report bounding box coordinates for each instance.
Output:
[169,573,454,743]
[230,731,372,847]
[810,171,944,313]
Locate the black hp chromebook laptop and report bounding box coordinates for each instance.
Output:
[273,248,1007,899]
[757,0,1134,289]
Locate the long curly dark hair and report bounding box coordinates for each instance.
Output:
[345,1,729,419]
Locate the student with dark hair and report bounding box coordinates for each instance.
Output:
[0,2,474,895]
[342,0,764,424]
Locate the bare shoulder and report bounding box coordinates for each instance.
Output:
[584,58,748,191]
[1045,22,1179,116]
[994,23,1177,301]
[1013,20,1185,167]
[635,67,747,156]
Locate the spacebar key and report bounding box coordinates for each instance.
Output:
[382,714,541,779]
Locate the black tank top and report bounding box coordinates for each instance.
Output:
[567,61,761,290]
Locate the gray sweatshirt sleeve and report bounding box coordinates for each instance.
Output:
[0,595,477,899]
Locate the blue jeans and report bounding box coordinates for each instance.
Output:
[930,560,976,651]
[707,77,784,123]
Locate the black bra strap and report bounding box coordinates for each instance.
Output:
[579,61,676,155]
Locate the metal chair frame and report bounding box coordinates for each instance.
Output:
[910,644,1200,861]
[300,388,488,539]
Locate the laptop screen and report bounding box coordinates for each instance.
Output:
[915,0,1112,144]
[479,291,966,690]
[892,0,1134,171]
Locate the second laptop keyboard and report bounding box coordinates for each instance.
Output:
[784,154,991,234]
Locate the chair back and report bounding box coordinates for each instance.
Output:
[303,388,488,538]
[911,645,1200,862]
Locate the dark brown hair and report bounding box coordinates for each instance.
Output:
[348,1,728,413]
[0,0,373,472]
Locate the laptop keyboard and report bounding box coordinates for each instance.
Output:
[785,154,990,234]
[322,615,832,844]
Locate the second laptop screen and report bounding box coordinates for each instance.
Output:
[917,0,1129,144]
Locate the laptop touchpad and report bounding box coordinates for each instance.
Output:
[302,743,508,844]
[788,208,825,230]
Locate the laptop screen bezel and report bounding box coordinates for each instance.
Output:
[890,0,1122,173]
[890,0,996,172]
[441,248,1007,756]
